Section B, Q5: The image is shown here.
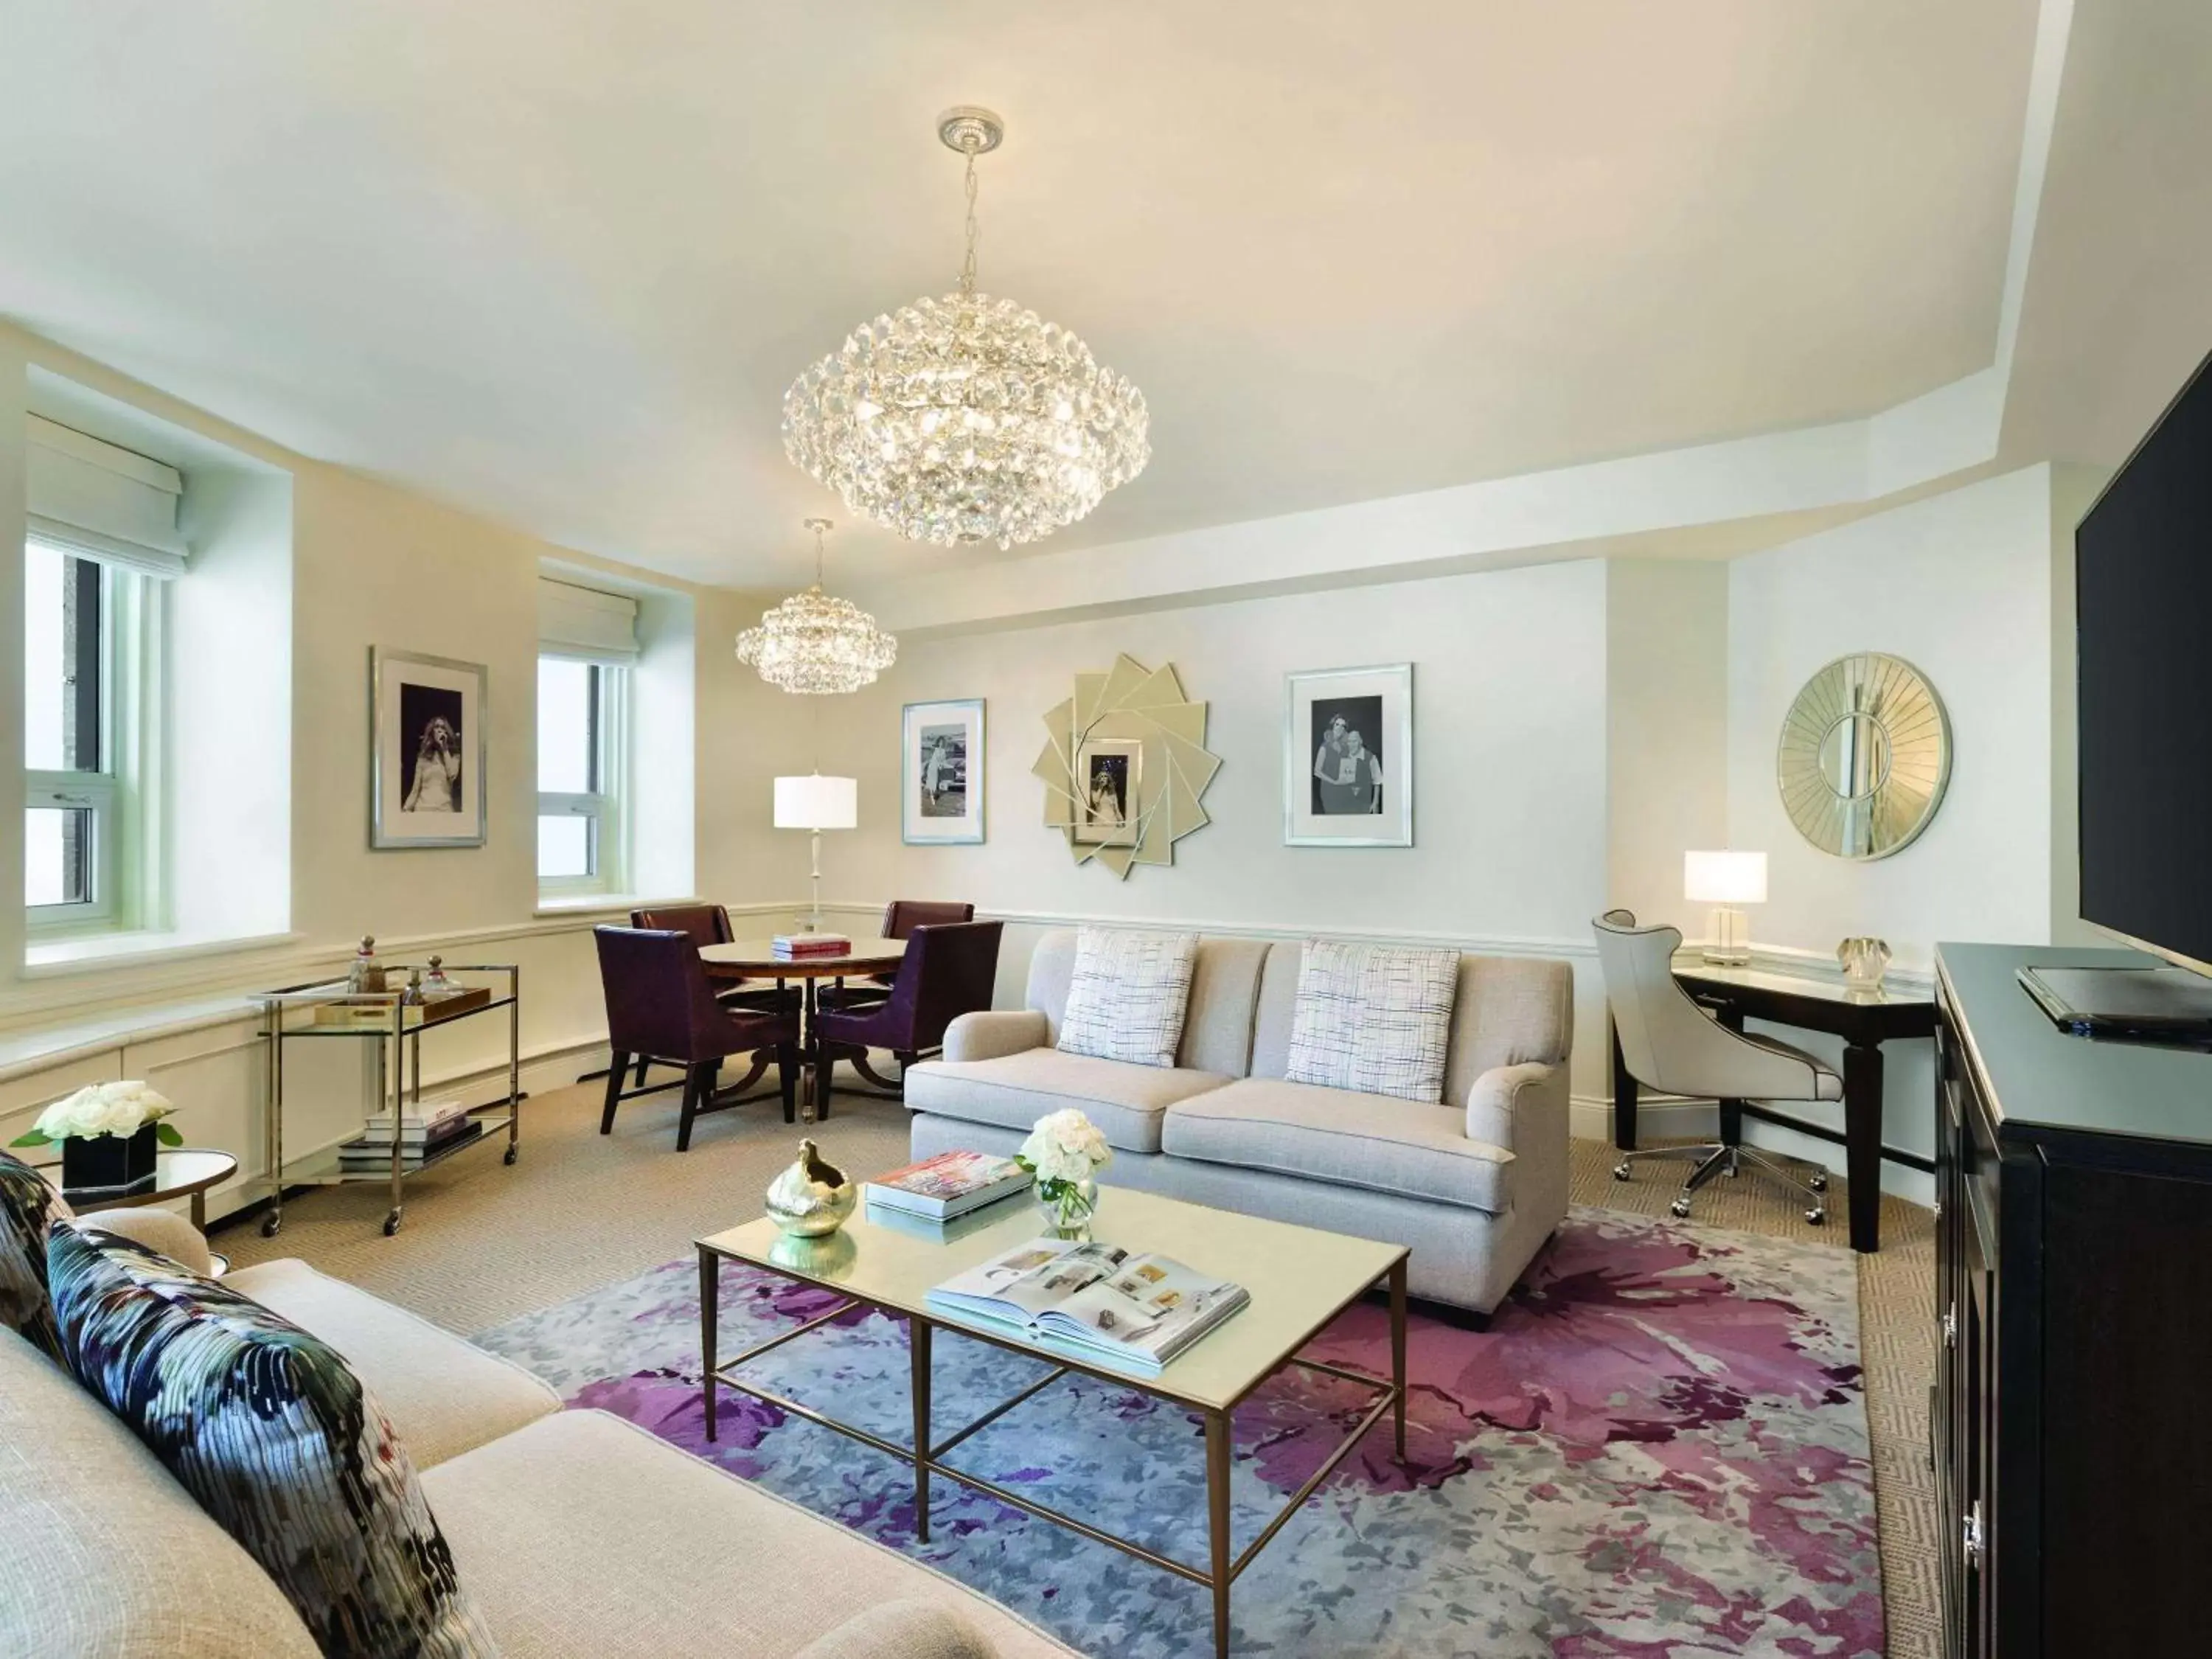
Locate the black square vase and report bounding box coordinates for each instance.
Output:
[61,1123,159,1200]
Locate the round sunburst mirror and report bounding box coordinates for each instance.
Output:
[1776,653,1952,860]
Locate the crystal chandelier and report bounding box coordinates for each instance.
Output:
[736,518,897,695]
[782,107,1149,551]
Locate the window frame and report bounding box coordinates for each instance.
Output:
[535,655,629,900]
[25,543,157,937]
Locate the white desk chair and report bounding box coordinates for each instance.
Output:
[1593,908,1834,1225]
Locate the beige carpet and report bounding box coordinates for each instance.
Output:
[215,1079,1937,1659]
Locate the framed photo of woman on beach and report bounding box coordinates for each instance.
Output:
[1284,663,1412,846]
[902,698,986,845]
[370,647,487,848]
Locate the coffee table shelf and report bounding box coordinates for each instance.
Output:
[698,1187,1406,1658]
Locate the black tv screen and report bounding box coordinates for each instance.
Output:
[2077,346,2212,973]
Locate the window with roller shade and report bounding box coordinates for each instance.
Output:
[24,417,178,934]
[537,577,637,897]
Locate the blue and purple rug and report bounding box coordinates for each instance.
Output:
[476,1206,1880,1658]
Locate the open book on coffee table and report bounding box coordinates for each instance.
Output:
[926,1238,1249,1377]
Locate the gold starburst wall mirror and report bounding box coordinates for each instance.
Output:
[1776,652,1952,860]
[1034,655,1220,879]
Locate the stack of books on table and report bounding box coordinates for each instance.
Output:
[336,1099,483,1172]
[926,1239,1250,1377]
[863,1151,1032,1231]
[771,933,851,961]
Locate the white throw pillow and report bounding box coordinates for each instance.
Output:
[1284,939,1461,1103]
[1055,927,1200,1068]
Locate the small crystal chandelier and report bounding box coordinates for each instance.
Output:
[736,518,897,695]
[782,106,1150,551]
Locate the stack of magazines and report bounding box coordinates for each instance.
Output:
[771,933,849,960]
[337,1099,482,1172]
[926,1239,1249,1377]
[864,1151,1031,1225]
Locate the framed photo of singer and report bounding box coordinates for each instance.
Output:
[1283,663,1413,847]
[370,647,488,849]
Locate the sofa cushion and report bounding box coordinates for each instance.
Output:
[421,1408,1077,1658]
[0,1147,68,1361]
[1284,939,1461,1103]
[1161,1077,1515,1215]
[905,1049,1230,1154]
[1055,927,1199,1068]
[47,1225,498,1658]
[792,1599,995,1659]
[228,1257,560,1469]
[0,1322,322,1659]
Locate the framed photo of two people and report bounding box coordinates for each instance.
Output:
[1284,663,1413,846]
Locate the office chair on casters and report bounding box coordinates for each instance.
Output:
[1593,908,1834,1225]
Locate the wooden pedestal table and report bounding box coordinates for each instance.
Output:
[698,936,909,1124]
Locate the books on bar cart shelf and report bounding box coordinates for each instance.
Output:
[338,1115,482,1171]
[351,1097,470,1146]
[863,1150,1032,1220]
[926,1239,1250,1377]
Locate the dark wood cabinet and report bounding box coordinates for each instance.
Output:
[1934,945,2212,1659]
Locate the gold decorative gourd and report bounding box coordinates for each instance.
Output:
[764,1139,857,1237]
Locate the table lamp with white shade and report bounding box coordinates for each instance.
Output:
[1683,849,1767,967]
[775,773,857,932]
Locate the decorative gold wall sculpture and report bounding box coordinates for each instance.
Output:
[1034,655,1220,879]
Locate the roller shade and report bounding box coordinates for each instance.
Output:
[538,577,640,664]
[27,415,189,577]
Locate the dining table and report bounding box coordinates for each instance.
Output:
[699,936,909,1122]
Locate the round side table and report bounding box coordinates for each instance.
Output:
[34,1147,240,1231]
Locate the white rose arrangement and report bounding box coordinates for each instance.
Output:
[1016,1107,1113,1203]
[10,1081,181,1150]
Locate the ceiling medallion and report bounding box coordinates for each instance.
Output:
[781,106,1150,551]
[736,518,897,695]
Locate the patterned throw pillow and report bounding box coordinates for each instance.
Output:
[0,1147,71,1361]
[1285,939,1462,1104]
[1056,927,1200,1068]
[47,1224,499,1659]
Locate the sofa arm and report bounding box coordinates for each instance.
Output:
[942,1009,1049,1064]
[76,1206,215,1277]
[1465,1061,1568,1154]
[793,1599,995,1659]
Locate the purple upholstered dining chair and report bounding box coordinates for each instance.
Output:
[628,904,795,1085]
[594,926,800,1150]
[812,920,1003,1107]
[825,899,981,1012]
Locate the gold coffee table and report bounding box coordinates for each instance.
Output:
[698,1187,1407,1658]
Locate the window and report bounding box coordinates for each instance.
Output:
[537,655,627,896]
[25,538,155,932]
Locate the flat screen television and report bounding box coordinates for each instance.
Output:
[2076,344,2212,978]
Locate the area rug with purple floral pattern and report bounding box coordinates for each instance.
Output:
[475,1205,1880,1658]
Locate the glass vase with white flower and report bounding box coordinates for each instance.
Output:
[10,1082,181,1197]
[1015,1108,1113,1239]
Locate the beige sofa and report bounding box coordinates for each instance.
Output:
[905,931,1573,1317]
[0,1209,1079,1659]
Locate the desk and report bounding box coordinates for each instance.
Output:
[700,937,910,1121]
[1610,954,1935,1253]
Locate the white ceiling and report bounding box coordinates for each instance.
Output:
[1,1,2043,587]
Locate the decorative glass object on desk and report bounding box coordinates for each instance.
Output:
[1837,937,1893,991]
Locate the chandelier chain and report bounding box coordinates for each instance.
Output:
[959,148,980,297]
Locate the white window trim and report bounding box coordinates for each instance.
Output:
[26,549,164,941]
[536,658,630,900]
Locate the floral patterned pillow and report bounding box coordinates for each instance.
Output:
[0,1147,70,1361]
[47,1224,500,1658]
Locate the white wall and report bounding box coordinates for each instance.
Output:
[793,560,1615,1099]
[1723,464,2071,1184]
[0,323,719,1222]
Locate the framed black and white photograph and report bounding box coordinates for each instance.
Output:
[902,698,986,845]
[371,647,487,849]
[1284,663,1413,846]
[1073,736,1142,847]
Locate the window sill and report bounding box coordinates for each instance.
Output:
[532,894,700,919]
[23,929,305,978]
